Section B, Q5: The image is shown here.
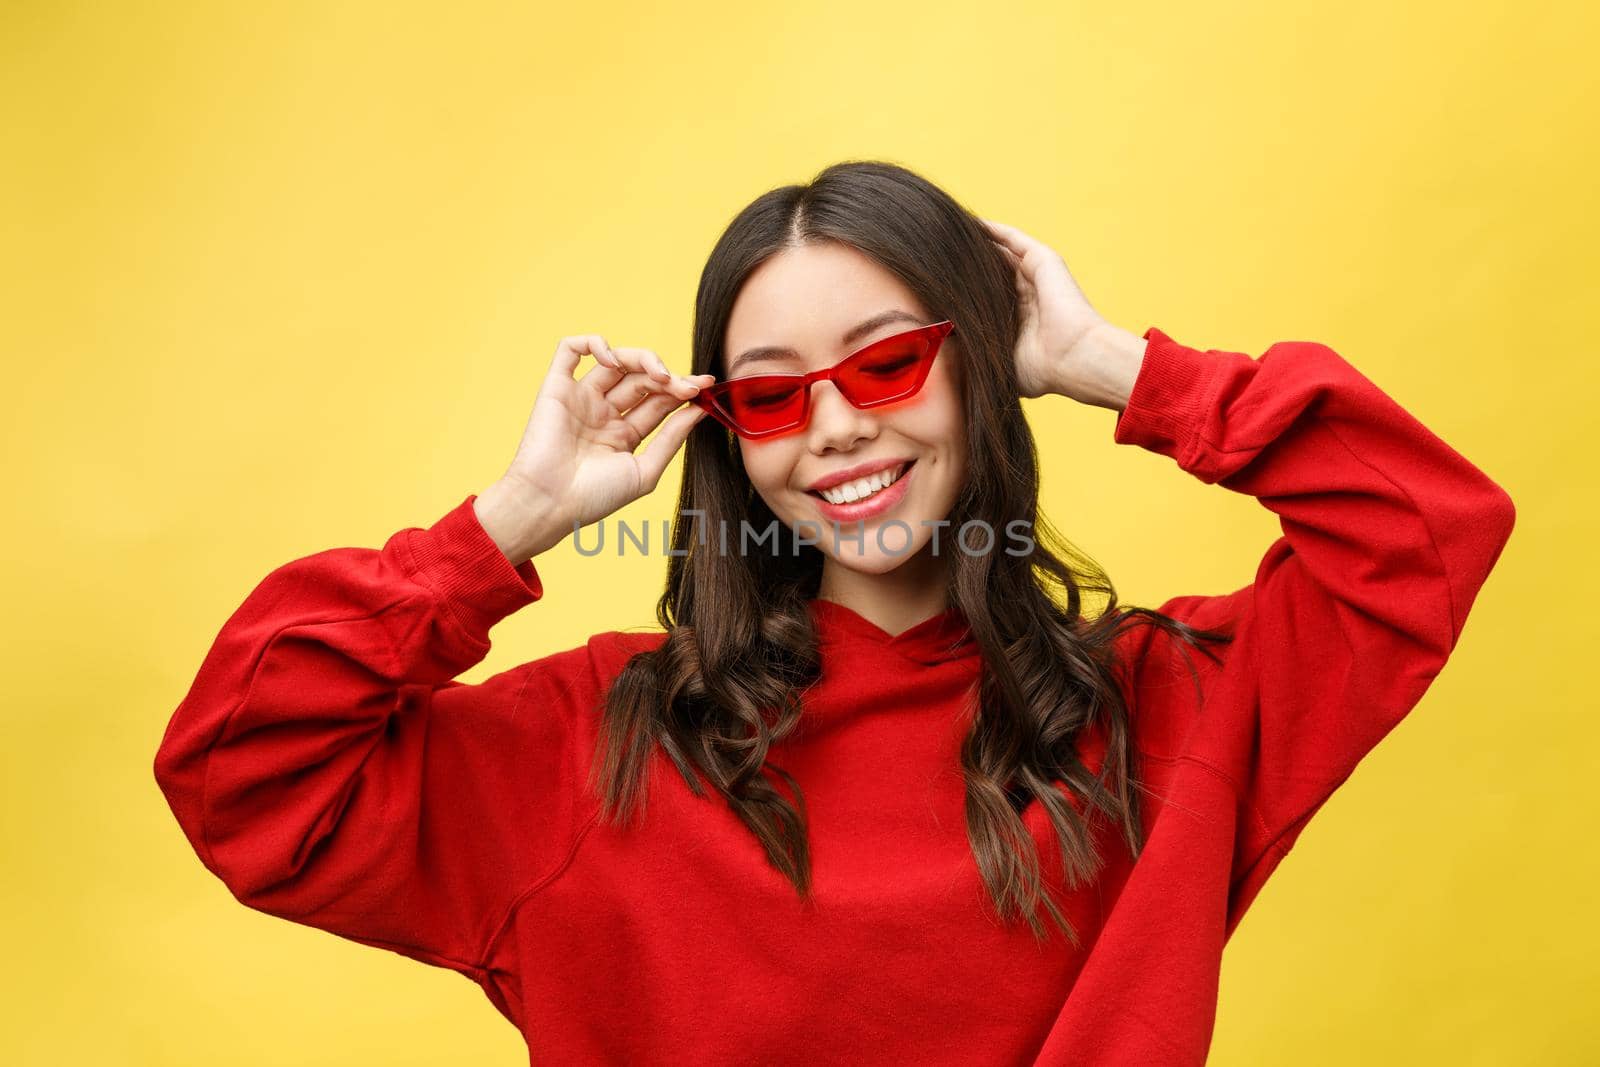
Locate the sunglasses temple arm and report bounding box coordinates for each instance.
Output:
[689,392,738,434]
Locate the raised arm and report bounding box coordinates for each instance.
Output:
[153,333,716,1000]
[1101,325,1516,931]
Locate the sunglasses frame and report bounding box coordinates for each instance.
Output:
[691,319,957,440]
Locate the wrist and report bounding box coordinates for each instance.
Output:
[1059,322,1147,412]
[473,477,566,564]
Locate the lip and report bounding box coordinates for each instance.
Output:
[808,460,915,523]
[805,457,915,493]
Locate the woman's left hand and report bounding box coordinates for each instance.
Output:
[981,218,1109,401]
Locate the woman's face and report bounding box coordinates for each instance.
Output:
[720,241,969,575]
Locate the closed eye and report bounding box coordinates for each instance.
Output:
[743,388,798,410]
[857,355,918,377]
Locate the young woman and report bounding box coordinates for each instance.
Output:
[154,161,1516,1065]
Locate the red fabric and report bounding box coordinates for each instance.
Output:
[153,328,1515,1065]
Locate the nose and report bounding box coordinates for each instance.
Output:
[805,379,877,454]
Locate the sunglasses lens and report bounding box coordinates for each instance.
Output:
[712,322,951,438]
[723,377,807,435]
[836,332,934,406]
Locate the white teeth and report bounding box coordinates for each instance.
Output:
[818,463,906,505]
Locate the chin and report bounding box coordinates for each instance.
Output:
[822,532,934,575]
[824,550,909,576]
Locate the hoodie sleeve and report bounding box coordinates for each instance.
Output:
[152,494,599,984]
[1112,328,1516,931]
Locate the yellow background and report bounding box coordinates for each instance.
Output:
[4,2,1594,1063]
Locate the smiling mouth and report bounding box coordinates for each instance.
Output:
[807,460,914,505]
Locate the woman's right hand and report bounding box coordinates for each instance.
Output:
[473,335,717,564]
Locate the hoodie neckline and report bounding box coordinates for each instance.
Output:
[807,597,979,666]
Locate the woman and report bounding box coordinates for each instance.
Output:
[153,161,1516,1065]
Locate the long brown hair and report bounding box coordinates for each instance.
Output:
[591,159,1234,943]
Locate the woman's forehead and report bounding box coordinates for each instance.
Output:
[716,244,939,383]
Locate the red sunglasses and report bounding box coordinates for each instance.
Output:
[691,320,957,440]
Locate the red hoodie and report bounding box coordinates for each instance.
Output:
[153,327,1515,1065]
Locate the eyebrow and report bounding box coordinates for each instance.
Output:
[726,309,926,376]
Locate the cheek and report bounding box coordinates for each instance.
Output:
[906,366,966,444]
[909,374,968,494]
[739,443,800,501]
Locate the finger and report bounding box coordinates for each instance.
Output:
[648,350,675,383]
[982,220,1052,272]
[604,347,688,392]
[601,370,658,411]
[986,230,1053,291]
[635,404,708,491]
[578,359,627,394]
[604,371,690,416]
[619,386,689,442]
[627,350,707,395]
[979,222,1026,268]
[607,346,669,384]
[979,218,1026,251]
[985,238,1028,296]
[607,369,709,413]
[582,344,658,394]
[550,334,616,381]
[583,348,679,397]
[614,367,703,404]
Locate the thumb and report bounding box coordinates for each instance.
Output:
[635,404,706,491]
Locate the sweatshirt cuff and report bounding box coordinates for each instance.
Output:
[1111,327,1225,466]
[401,494,544,640]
